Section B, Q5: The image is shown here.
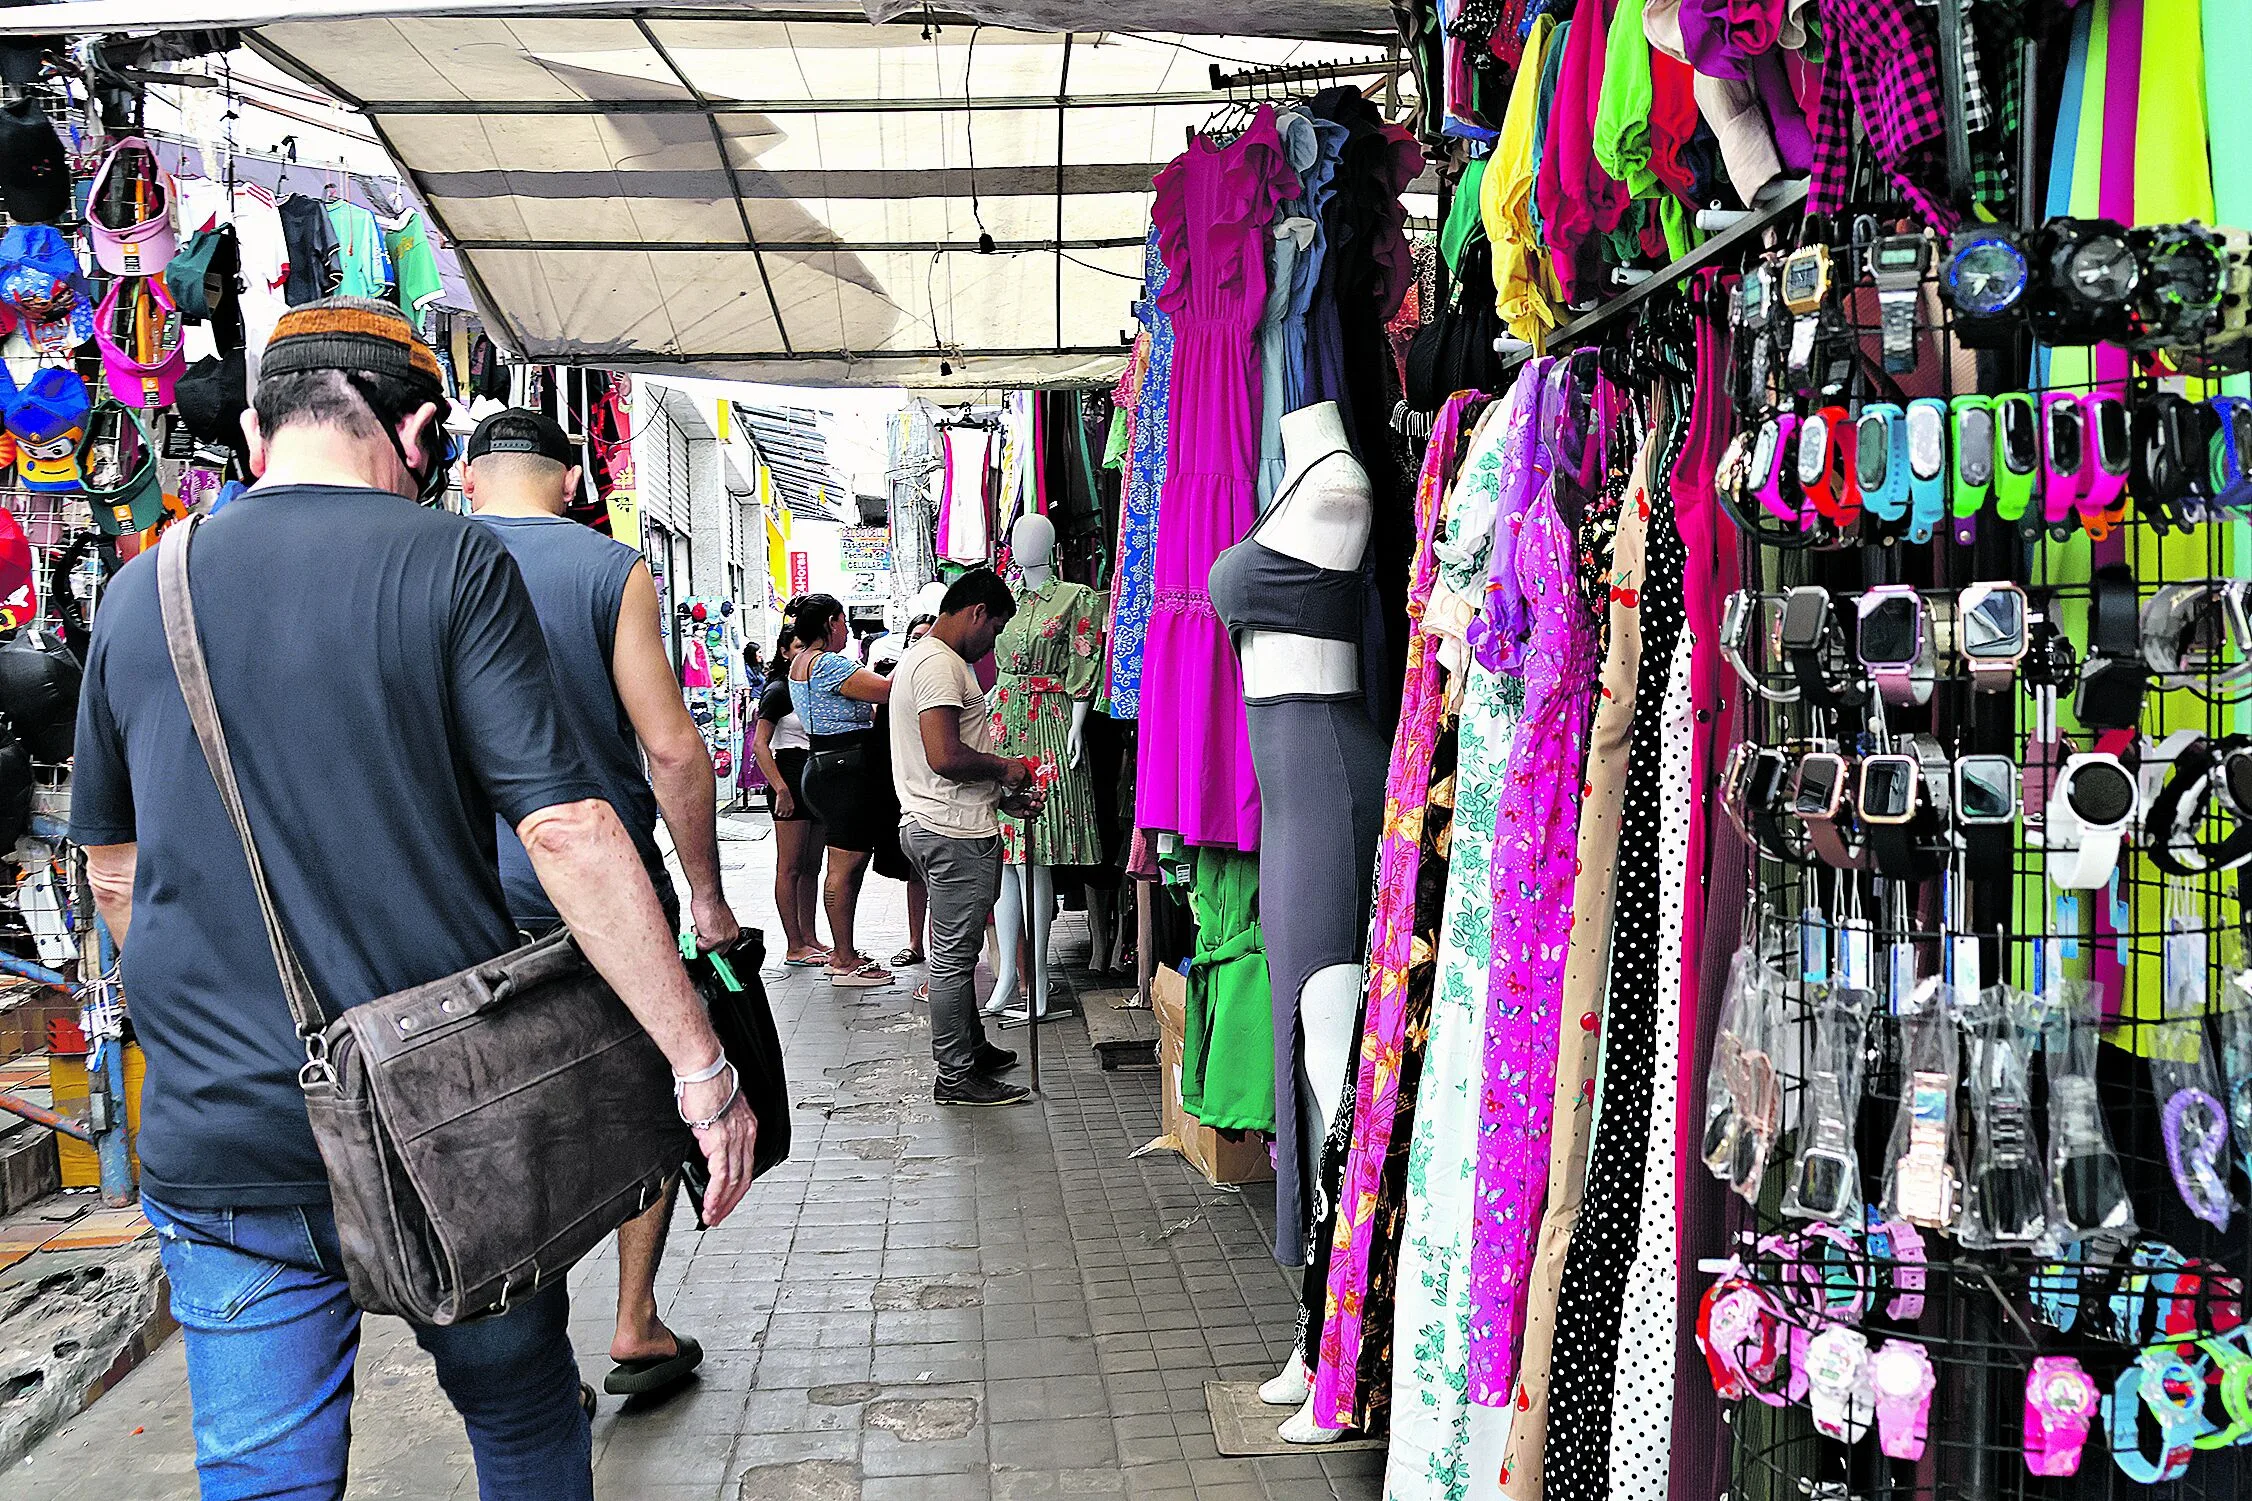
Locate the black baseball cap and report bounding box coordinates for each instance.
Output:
[466,408,575,466]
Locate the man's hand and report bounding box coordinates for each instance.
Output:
[691,892,744,952]
[680,1075,757,1224]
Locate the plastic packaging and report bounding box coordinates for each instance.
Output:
[1704,943,1789,1203]
[1959,984,2047,1249]
[2036,974,2136,1246]
[2217,933,2252,1185]
[1880,978,1963,1233]
[1783,982,1872,1224]
[2150,925,2232,1232]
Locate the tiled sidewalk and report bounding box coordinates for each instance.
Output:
[17,820,1384,1500]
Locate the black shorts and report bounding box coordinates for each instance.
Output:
[804,730,909,880]
[771,746,813,822]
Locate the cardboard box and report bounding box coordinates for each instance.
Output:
[1149,967,1272,1188]
[49,1043,144,1187]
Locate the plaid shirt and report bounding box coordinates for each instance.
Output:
[1806,0,1958,230]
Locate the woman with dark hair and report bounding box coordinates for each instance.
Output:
[753,623,827,965]
[787,593,901,987]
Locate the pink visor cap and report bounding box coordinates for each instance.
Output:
[86,136,178,277]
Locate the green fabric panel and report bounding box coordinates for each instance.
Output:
[1179,847,1276,1133]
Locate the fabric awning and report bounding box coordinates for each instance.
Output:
[2,2,1408,389]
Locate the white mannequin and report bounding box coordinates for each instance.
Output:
[1245,402,1371,1446]
[986,514,1086,1020]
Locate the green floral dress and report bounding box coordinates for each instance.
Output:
[991,577,1106,865]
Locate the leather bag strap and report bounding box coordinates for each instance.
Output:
[157,518,333,1045]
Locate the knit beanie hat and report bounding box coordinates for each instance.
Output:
[259,295,444,405]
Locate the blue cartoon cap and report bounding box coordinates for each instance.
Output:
[7,366,90,490]
[0,223,92,354]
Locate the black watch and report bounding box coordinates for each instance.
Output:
[1942,225,2030,348]
[2074,563,2148,731]
[2029,217,2141,345]
[1780,585,1868,710]
[2131,390,2211,534]
[2129,222,2229,350]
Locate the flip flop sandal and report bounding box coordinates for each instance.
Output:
[579,1382,597,1419]
[829,961,893,988]
[604,1335,704,1397]
[891,947,926,967]
[783,956,826,968]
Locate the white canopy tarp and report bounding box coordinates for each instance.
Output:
[1,2,1408,389]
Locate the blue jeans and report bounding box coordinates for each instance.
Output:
[144,1195,593,1501]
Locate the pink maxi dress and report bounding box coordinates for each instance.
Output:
[1133,109,1299,851]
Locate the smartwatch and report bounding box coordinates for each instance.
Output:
[1860,749,1939,881]
[2038,389,2089,539]
[1780,585,1868,710]
[1992,392,2041,531]
[1943,224,2030,347]
[1721,588,1798,702]
[1953,753,2019,876]
[2139,732,2252,876]
[1906,397,1948,543]
[1799,404,1859,531]
[1868,232,1931,373]
[2025,1356,2100,1476]
[2208,394,2252,513]
[1871,1340,1936,1460]
[1791,750,1866,870]
[2029,216,2141,345]
[1750,412,1812,541]
[2133,392,2210,532]
[2080,390,2133,539]
[2074,563,2148,731]
[1857,585,1933,705]
[2044,751,2141,889]
[1856,403,1910,525]
[1956,581,2028,693]
[1949,394,1996,546]
[1727,743,1810,865]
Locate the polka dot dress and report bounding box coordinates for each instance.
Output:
[1540,449,1687,1501]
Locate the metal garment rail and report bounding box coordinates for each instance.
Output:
[1500,179,1809,369]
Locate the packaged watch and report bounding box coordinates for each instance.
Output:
[1704,943,1789,1202]
[1783,982,1872,1224]
[1880,983,1965,1233]
[2036,974,2136,1246]
[2149,924,2233,1232]
[1958,984,2047,1249]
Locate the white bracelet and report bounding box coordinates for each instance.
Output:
[673,1052,729,1086]
[676,1060,739,1131]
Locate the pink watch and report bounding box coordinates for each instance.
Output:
[1871,1340,1936,1459]
[2024,1355,2099,1475]
[1868,1214,1927,1320]
[1757,413,1802,525]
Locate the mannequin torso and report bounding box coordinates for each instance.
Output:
[1239,404,1372,700]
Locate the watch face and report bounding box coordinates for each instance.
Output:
[1948,235,2029,314]
[1751,420,1778,484]
[1783,249,1825,305]
[1860,756,1918,821]
[1721,590,1752,651]
[2091,397,2131,474]
[1799,415,1831,485]
[1873,238,1926,276]
[1955,757,2017,822]
[1793,755,1845,818]
[1958,407,1996,485]
[2043,1372,2094,1415]
[2065,759,2136,828]
[1856,415,1893,490]
[2150,233,2224,307]
[2066,234,2139,302]
[1781,587,1830,648]
[2000,399,2039,472]
[1874,1347,1928,1398]
[2046,405,2084,473]
[1748,747,1793,809]
[1739,270,1767,320]
[1909,403,1945,477]
[2228,403,2252,476]
[2223,749,2252,816]
[1859,595,1921,666]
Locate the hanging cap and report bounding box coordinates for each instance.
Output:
[94,276,186,409]
[0,99,67,224]
[86,137,178,276]
[260,295,444,402]
[0,224,91,355]
[0,506,34,632]
[466,407,574,466]
[174,350,249,451]
[6,367,89,491]
[82,403,166,537]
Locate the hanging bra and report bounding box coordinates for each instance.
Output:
[1209,449,1369,649]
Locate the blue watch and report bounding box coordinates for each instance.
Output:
[1856,403,1910,523]
[2105,1346,2212,1482]
[2211,394,2252,513]
[1906,398,1948,543]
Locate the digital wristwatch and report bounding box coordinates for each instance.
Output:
[1992,392,2041,531]
[1949,394,1996,545]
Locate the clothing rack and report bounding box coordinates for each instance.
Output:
[1498,179,1809,368]
[1207,55,1407,99]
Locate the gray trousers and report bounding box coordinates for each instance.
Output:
[898,822,1001,1084]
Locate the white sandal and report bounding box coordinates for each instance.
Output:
[829,960,894,988]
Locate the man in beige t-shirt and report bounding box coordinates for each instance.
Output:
[889,569,1044,1106]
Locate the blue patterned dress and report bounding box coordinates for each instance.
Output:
[1103,225,1174,720]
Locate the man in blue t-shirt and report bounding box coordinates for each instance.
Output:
[465,407,741,1401]
[70,298,756,1498]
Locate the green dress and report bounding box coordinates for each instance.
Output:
[1181,847,1275,1133]
[990,576,1106,865]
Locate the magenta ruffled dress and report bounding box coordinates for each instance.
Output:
[1132,110,1300,851]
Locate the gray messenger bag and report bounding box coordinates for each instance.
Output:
[158,518,691,1325]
